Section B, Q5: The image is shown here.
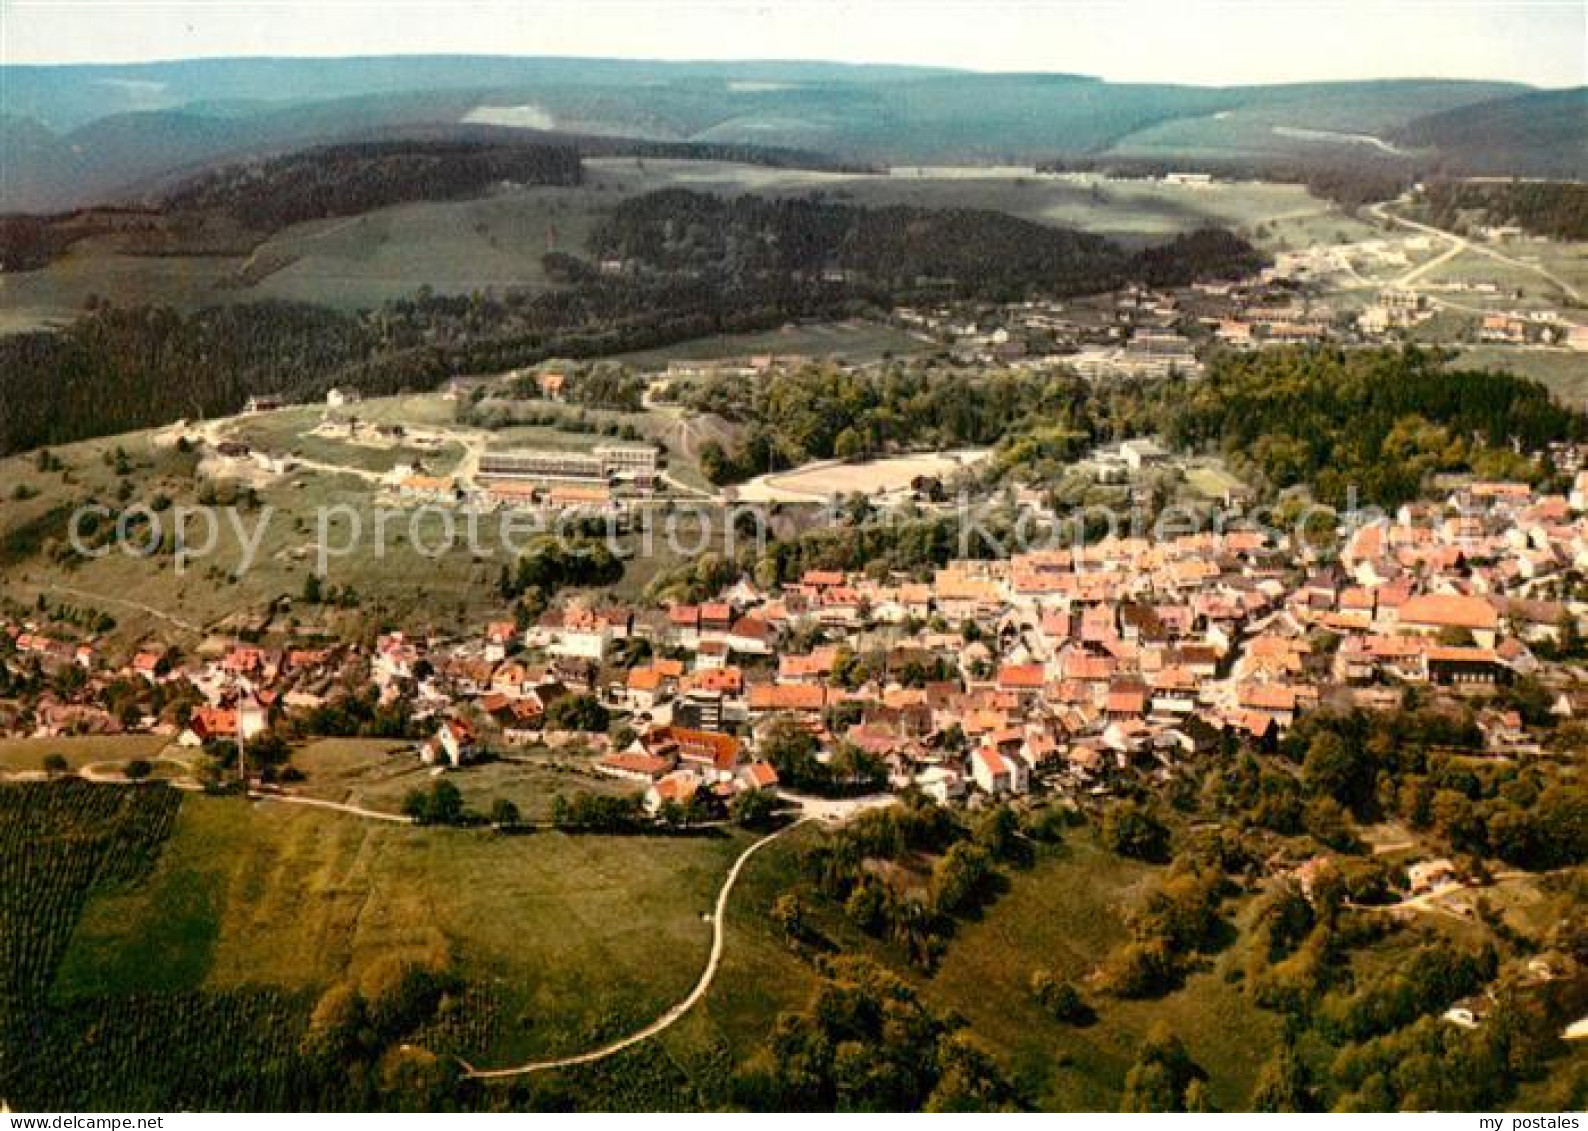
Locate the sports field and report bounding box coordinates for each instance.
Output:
[734,449,990,503]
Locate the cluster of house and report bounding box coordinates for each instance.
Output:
[1474,311,1588,351]
[376,468,1588,802]
[9,469,1588,807]
[896,285,1208,371]
[885,261,1582,378]
[892,276,1355,378]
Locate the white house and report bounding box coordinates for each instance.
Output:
[970,747,1029,796]
[915,765,965,804]
[422,717,477,768]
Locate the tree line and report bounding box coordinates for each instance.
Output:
[157,140,584,235]
[1414,180,1588,241]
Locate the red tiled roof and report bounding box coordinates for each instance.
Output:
[749,683,827,711]
[996,664,1046,690]
[1398,593,1498,631]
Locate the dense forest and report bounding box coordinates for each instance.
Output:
[591,189,1265,300]
[0,214,84,272]
[157,140,584,234]
[0,302,382,455]
[683,345,1581,507]
[0,141,586,272]
[686,363,1110,482]
[1413,180,1588,242]
[1158,346,1584,506]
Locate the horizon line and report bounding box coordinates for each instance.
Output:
[0,50,1576,91]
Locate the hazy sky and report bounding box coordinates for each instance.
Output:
[2,0,1584,86]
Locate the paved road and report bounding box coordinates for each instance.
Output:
[1371,201,1584,310]
[777,789,900,824]
[463,816,813,1079]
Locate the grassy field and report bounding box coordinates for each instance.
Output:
[493,818,827,1108]
[1456,347,1588,406]
[1184,465,1245,499]
[0,420,499,646]
[1418,254,1581,313]
[229,407,464,476]
[615,318,932,368]
[735,448,988,503]
[1250,207,1381,253]
[0,734,174,773]
[290,738,640,821]
[0,241,243,331]
[54,793,752,1065]
[917,837,1278,1111]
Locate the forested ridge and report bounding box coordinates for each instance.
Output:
[157,140,584,233]
[1413,180,1588,242]
[0,303,379,455]
[591,189,1266,298]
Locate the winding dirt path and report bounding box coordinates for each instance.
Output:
[43,583,203,633]
[462,816,812,1079]
[247,790,415,824]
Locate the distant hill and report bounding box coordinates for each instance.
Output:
[1394,87,1588,177]
[1104,79,1527,164]
[0,56,958,132]
[0,56,1573,213]
[159,139,582,232]
[0,115,86,215]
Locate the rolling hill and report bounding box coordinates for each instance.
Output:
[1393,87,1588,177]
[0,56,1570,213]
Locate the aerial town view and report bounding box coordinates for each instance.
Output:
[0,0,1585,1118]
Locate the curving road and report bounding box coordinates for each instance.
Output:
[1370,200,1584,308]
[463,816,812,1080]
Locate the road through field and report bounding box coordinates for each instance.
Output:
[248,790,416,823]
[1372,201,1584,309]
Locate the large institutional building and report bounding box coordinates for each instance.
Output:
[478,444,658,487]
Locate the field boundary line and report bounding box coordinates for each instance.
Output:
[248,790,415,823]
